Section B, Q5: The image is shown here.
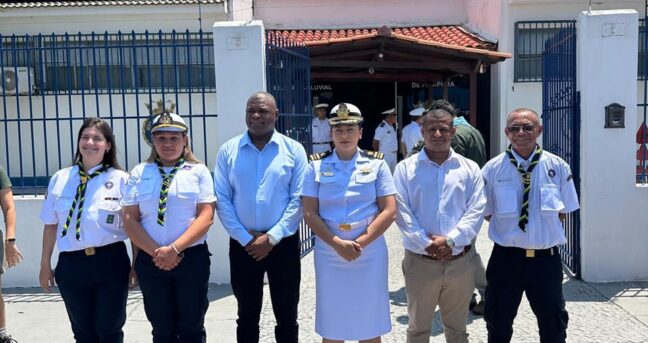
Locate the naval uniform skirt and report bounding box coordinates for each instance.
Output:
[314,219,391,340]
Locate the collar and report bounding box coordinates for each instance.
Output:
[240,130,279,149]
[510,146,538,166]
[328,148,362,172]
[417,147,457,166]
[453,116,470,127]
[75,163,104,175]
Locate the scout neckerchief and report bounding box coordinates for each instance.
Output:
[505,145,543,231]
[155,158,185,226]
[62,162,108,240]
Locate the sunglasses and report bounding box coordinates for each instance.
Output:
[507,125,536,133]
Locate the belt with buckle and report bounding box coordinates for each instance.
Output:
[420,245,472,261]
[495,243,558,258]
[60,241,124,257]
[313,141,331,145]
[327,215,376,232]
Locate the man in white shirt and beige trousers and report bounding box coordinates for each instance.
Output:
[394,109,486,343]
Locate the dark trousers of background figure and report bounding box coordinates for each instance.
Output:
[135,243,211,343]
[229,233,301,343]
[484,243,568,343]
[55,241,130,343]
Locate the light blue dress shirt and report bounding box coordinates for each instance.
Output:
[214,130,307,246]
[302,149,396,223]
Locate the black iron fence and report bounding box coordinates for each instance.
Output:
[0,30,217,195]
[542,22,581,278]
[266,32,315,257]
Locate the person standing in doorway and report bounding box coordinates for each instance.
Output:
[373,108,398,172]
[312,103,332,154]
[214,91,307,343]
[400,107,424,157]
[0,165,22,343]
[482,108,579,343]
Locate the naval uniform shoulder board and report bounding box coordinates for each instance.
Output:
[360,150,384,160]
[309,150,333,161]
[379,122,386,128]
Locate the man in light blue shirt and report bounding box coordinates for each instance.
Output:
[214,91,307,343]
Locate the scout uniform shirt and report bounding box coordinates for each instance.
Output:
[40,165,129,251]
[122,161,216,247]
[482,149,579,249]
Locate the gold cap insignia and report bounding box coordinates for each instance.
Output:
[160,112,173,124]
[336,103,349,118]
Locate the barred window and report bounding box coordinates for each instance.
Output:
[1,32,215,93]
[514,21,576,82]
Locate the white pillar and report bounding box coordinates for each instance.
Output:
[577,10,647,281]
[208,20,266,283]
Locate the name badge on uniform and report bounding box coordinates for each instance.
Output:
[106,214,115,224]
[359,166,372,174]
[321,171,334,177]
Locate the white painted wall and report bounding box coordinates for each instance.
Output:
[211,20,267,284]
[493,0,643,154]
[578,10,648,282]
[254,0,468,29]
[0,4,226,35]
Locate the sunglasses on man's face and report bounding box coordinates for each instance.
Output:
[507,124,536,133]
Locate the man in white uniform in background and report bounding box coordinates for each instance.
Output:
[373,108,398,172]
[311,103,332,154]
[401,107,424,157]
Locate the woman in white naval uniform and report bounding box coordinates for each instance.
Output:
[39,118,131,342]
[302,103,397,343]
[122,112,216,343]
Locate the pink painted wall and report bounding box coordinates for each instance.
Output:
[254,0,468,29]
[465,0,502,38]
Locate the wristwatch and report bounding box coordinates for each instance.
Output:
[446,236,455,249]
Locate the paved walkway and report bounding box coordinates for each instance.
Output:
[5,224,648,342]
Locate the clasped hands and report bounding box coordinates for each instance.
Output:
[245,230,273,261]
[333,233,367,262]
[153,245,183,271]
[425,235,452,261]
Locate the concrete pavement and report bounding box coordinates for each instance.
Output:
[4,224,648,342]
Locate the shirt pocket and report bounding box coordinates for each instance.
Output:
[355,172,377,184]
[540,183,565,215]
[136,179,157,213]
[97,200,122,231]
[493,185,518,218]
[54,197,75,226]
[176,179,199,207]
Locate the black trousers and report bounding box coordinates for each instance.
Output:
[484,244,569,343]
[229,233,301,343]
[135,243,211,343]
[55,241,130,343]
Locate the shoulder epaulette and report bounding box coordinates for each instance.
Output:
[360,150,384,160]
[309,150,333,161]
[379,122,386,127]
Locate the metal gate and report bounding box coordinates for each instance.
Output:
[541,22,581,278]
[265,32,315,257]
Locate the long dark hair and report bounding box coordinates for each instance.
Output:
[72,117,123,170]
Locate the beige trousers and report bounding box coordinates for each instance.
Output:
[402,249,474,343]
